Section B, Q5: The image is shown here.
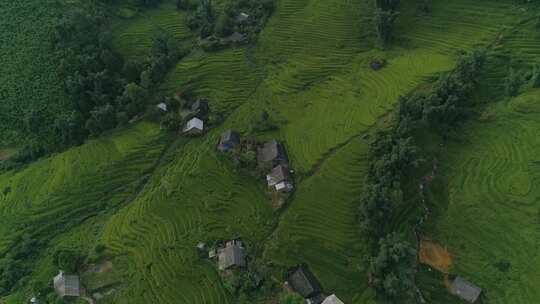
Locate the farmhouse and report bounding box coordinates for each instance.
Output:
[183,117,204,136]
[218,240,246,270]
[322,294,345,304]
[53,271,80,298]
[191,99,210,119]
[266,165,290,187]
[288,266,322,298]
[218,130,241,152]
[258,140,288,168]
[450,277,482,303]
[267,165,294,193]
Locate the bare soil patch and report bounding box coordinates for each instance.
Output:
[419,239,452,273]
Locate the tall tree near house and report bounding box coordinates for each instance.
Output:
[373,0,400,47]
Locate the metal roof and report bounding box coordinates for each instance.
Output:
[451,277,482,303]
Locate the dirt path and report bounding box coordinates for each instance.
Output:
[419,239,452,273]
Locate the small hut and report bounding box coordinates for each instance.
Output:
[183,117,204,136]
[235,12,250,24]
[53,271,80,298]
[450,277,482,303]
[288,266,322,298]
[156,102,168,112]
[322,294,345,304]
[218,240,246,270]
[218,130,241,152]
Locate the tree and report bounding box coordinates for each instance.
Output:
[505,67,522,97]
[374,8,399,47]
[370,233,416,301]
[85,104,117,136]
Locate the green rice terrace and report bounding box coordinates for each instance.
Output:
[1,0,540,303]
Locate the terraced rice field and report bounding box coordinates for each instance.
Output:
[0,122,168,301]
[3,0,540,302]
[101,134,274,304]
[264,137,373,303]
[420,90,540,303]
[112,1,193,59]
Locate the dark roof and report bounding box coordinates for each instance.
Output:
[289,266,322,298]
[218,242,246,270]
[192,99,209,113]
[218,130,241,151]
[223,32,247,43]
[267,165,290,185]
[258,140,287,164]
[451,277,482,303]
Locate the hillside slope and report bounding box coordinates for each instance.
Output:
[2,0,540,303]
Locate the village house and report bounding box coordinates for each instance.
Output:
[450,277,482,303]
[191,99,210,120]
[322,294,345,304]
[288,266,322,299]
[183,117,204,136]
[53,271,80,298]
[217,129,241,152]
[258,140,288,169]
[266,165,294,193]
[218,240,246,271]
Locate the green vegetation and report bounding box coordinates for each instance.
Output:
[2,0,540,303]
[0,2,69,146]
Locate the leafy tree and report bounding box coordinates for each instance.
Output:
[370,233,416,301]
[505,67,522,97]
[374,8,399,47]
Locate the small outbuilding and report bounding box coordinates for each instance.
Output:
[288,266,322,298]
[218,240,246,270]
[322,294,345,304]
[258,140,288,168]
[218,130,241,152]
[235,12,250,23]
[450,277,482,303]
[53,271,80,298]
[156,102,168,112]
[191,99,210,119]
[183,117,204,135]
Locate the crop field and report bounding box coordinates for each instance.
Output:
[419,89,540,304]
[3,0,540,303]
[0,122,168,302]
[0,1,70,145]
[111,1,193,59]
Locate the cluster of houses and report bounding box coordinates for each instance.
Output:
[216,129,295,197]
[157,98,210,136]
[287,265,345,304]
